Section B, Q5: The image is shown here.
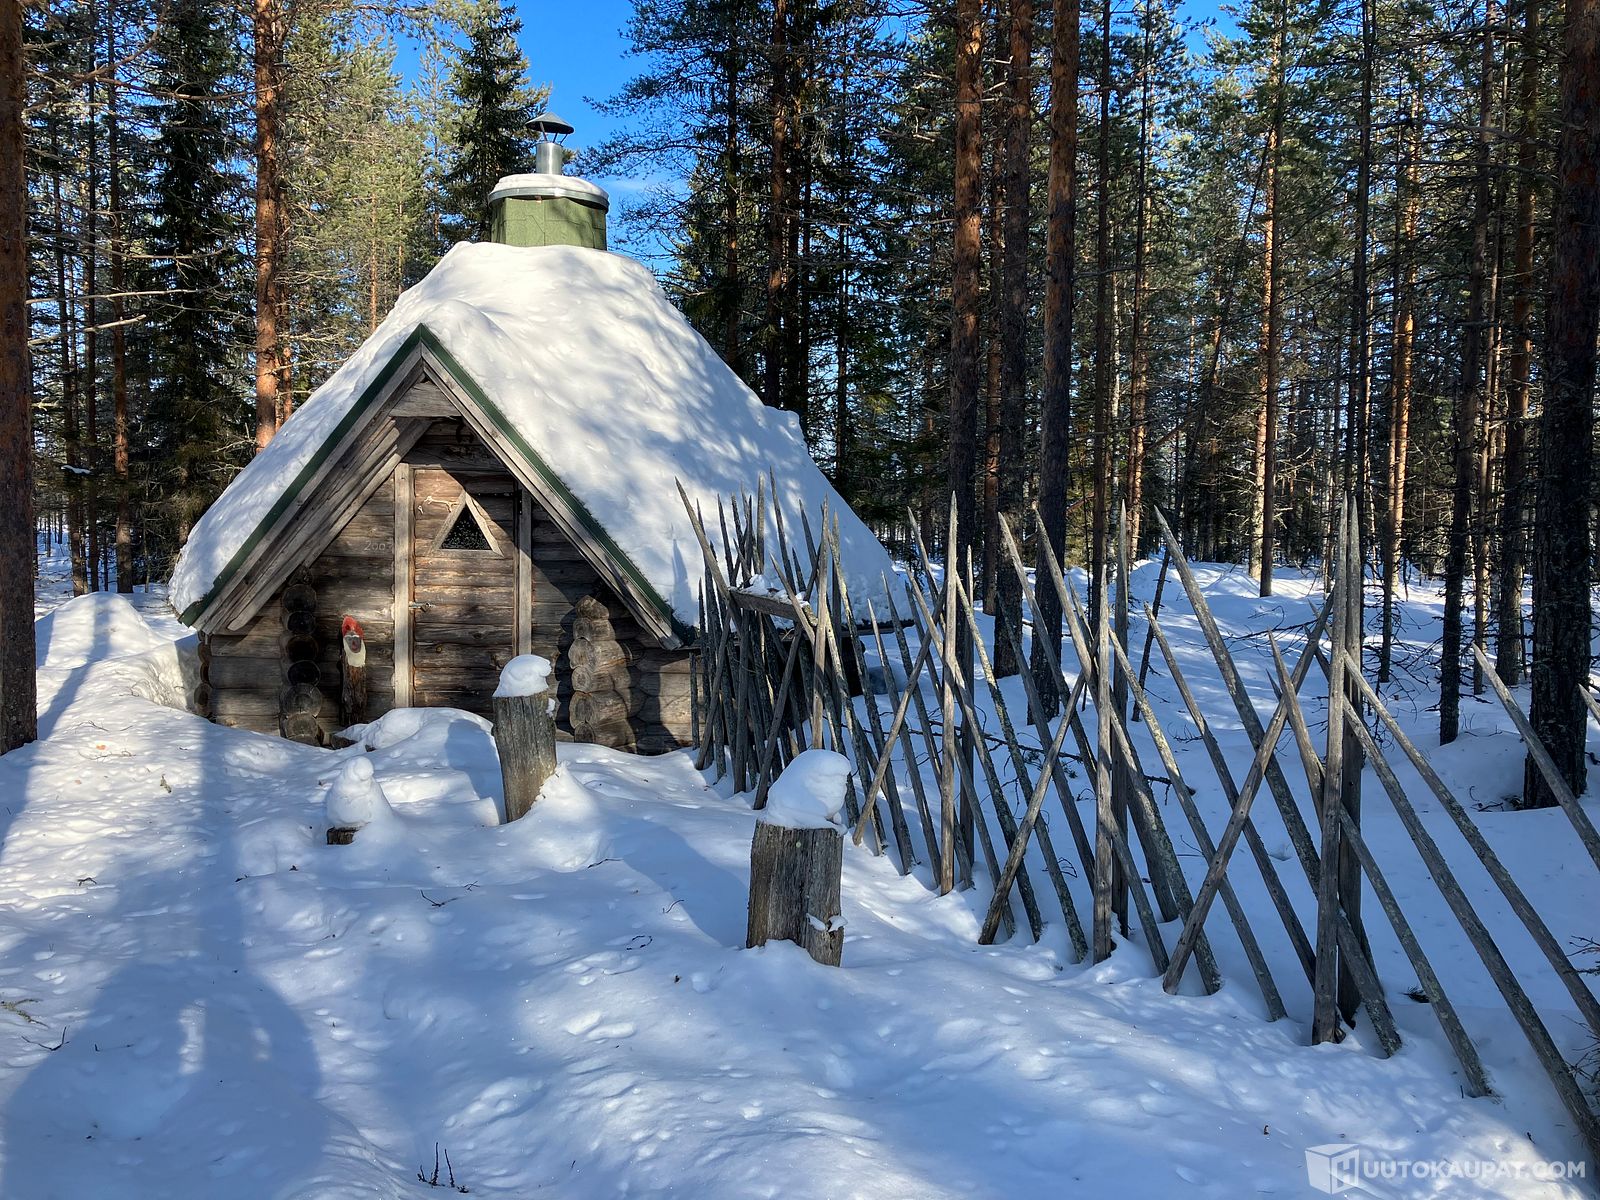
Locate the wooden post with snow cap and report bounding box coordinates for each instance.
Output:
[747,749,847,967]
[493,654,557,823]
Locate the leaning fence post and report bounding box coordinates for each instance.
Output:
[747,750,848,967]
[1313,500,1350,1045]
[493,655,558,823]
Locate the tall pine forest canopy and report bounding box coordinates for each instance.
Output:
[7,0,1600,811]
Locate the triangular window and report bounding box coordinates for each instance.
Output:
[440,504,492,550]
[429,491,503,555]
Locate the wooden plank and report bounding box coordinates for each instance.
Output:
[333,506,397,540]
[414,641,513,671]
[406,621,511,647]
[409,596,519,621]
[210,656,312,690]
[394,463,414,707]
[316,544,395,566]
[217,423,399,630]
[515,487,533,657]
[388,376,458,418]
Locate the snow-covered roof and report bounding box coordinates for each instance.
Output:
[169,243,899,633]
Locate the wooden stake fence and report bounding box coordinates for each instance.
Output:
[685,483,1600,1166]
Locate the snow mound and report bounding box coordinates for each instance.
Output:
[168,243,900,629]
[763,749,851,829]
[34,593,175,670]
[324,757,387,830]
[494,654,552,699]
[30,592,196,725]
[341,706,493,753]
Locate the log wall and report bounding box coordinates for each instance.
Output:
[208,476,397,740]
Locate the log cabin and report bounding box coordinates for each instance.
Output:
[168,118,897,754]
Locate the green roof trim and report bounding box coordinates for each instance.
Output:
[179,323,693,646]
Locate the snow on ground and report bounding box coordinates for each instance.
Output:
[0,550,1593,1197]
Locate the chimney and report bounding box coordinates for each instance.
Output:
[487,113,609,251]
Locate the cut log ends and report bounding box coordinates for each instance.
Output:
[571,688,632,732]
[280,577,324,745]
[747,820,844,967]
[493,687,558,823]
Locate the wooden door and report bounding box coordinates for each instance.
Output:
[408,464,519,714]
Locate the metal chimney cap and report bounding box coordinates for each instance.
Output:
[530,112,575,138]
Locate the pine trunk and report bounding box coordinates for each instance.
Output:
[1253,111,1282,596]
[764,0,792,417]
[1495,0,1538,685]
[1031,0,1080,716]
[992,0,1033,677]
[108,0,132,590]
[1379,93,1420,684]
[253,0,288,453]
[948,0,983,588]
[1526,0,1600,807]
[1442,2,1495,746]
[0,0,37,751]
[1088,0,1113,619]
[1124,0,1155,558]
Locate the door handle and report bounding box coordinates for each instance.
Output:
[409,601,431,612]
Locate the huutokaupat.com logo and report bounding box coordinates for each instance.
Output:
[1305,1143,1588,1194]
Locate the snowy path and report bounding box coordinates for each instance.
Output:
[0,579,1589,1197]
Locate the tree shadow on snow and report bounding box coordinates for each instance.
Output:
[0,715,377,1199]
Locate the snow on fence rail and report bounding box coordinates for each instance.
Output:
[683,483,1600,1164]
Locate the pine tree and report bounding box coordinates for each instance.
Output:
[283,12,430,391]
[439,0,542,243]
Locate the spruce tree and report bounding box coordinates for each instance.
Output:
[140,0,250,561]
[439,0,542,243]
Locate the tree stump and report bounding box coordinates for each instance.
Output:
[493,675,557,823]
[747,820,845,966]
